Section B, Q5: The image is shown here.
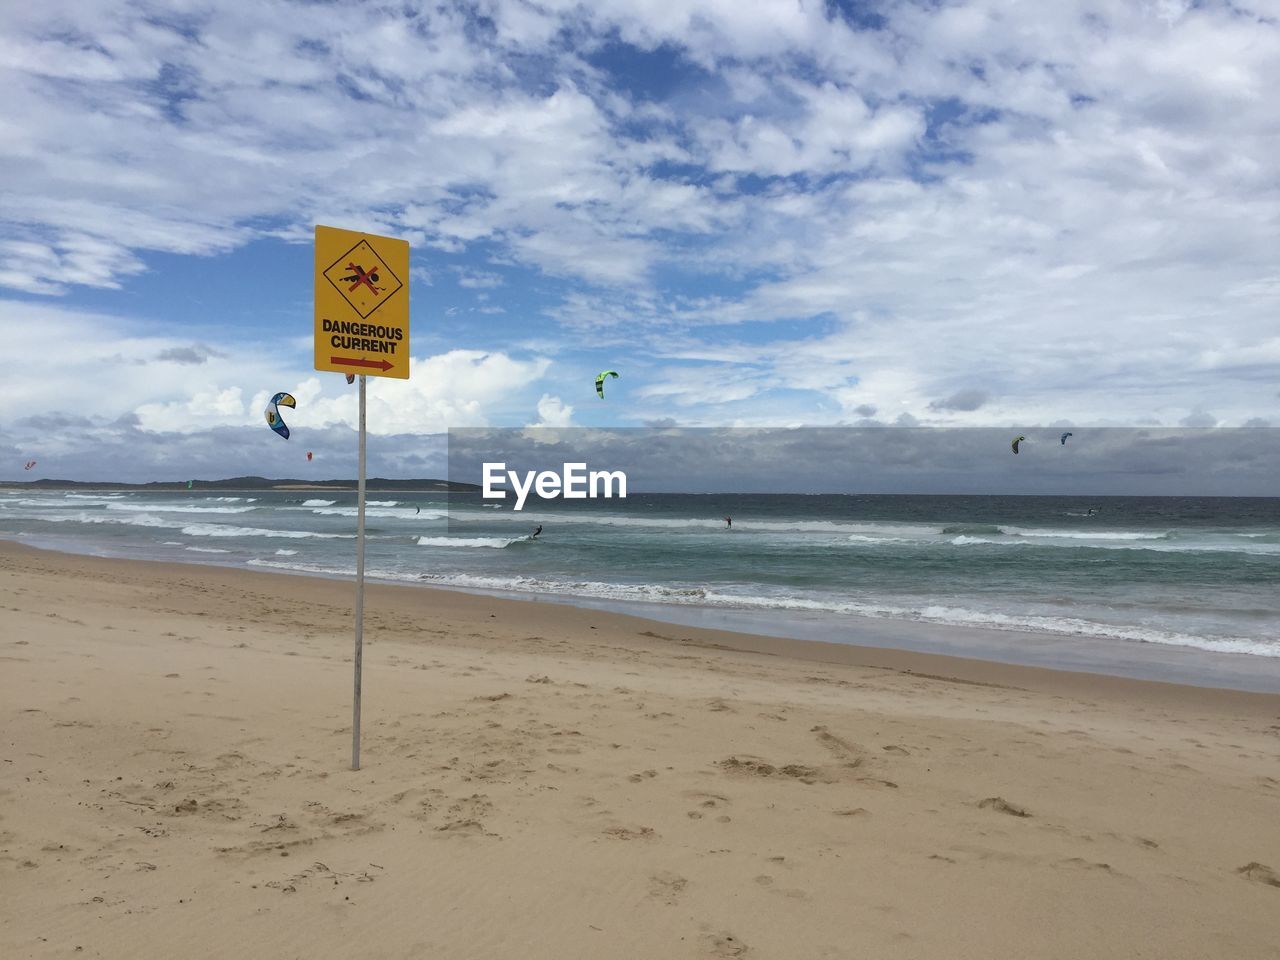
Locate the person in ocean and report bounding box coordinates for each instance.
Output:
[532,524,543,539]
[724,517,732,528]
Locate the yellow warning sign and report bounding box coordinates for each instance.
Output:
[314,225,410,379]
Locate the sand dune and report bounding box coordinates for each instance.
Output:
[2,541,1278,958]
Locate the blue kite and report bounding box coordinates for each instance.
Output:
[264,392,296,439]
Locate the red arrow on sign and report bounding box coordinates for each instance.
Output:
[331,357,393,372]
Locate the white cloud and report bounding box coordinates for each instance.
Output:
[299,350,552,435]
[135,387,247,431]
[530,394,575,428]
[0,300,279,423]
[0,299,553,439]
[637,366,772,407]
[456,269,504,289]
[1,0,1278,438]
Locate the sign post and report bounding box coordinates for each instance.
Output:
[314,224,410,771]
[353,373,366,770]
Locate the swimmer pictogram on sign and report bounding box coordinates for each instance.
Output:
[323,239,404,319]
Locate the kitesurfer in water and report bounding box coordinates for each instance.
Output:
[724,517,732,528]
[532,524,543,539]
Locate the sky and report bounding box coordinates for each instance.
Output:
[1,0,1278,483]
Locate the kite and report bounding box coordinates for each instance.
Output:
[595,370,619,399]
[345,374,355,384]
[306,451,313,462]
[23,460,36,471]
[1060,432,1073,445]
[1011,435,1025,455]
[265,392,296,439]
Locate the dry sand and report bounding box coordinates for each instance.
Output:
[2,540,1279,959]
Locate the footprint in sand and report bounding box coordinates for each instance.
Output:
[811,725,863,763]
[648,871,688,905]
[718,757,821,783]
[435,819,490,836]
[691,792,730,806]
[978,796,1031,818]
[1237,862,1280,888]
[684,791,731,819]
[1057,857,1120,875]
[445,794,493,821]
[704,932,749,957]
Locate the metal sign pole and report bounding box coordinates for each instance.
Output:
[352,374,367,771]
[315,224,407,771]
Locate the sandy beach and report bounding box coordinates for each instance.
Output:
[2,539,1278,958]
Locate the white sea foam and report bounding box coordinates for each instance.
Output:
[274,549,298,556]
[458,513,1184,545]
[416,536,521,548]
[21,510,356,541]
[180,522,350,539]
[949,535,1033,546]
[17,498,96,508]
[108,503,257,514]
[301,499,336,506]
[185,546,230,554]
[310,506,445,519]
[953,536,1280,555]
[248,558,355,577]
[1001,526,1167,541]
[46,512,174,529]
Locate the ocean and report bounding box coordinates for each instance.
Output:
[4,488,1279,690]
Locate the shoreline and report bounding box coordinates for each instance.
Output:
[563,594,1280,695]
[7,534,1280,695]
[4,538,1278,708]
